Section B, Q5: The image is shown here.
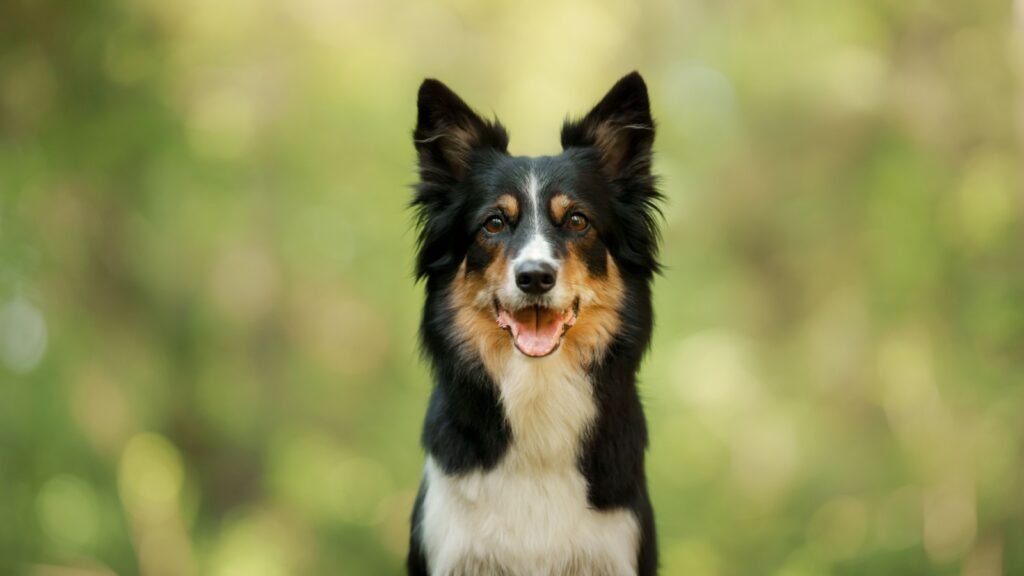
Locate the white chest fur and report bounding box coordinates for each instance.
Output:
[420,354,640,575]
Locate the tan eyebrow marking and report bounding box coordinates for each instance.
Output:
[496,194,519,220]
[549,194,572,222]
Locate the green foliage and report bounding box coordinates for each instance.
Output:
[1,0,1021,574]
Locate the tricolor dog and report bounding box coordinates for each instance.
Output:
[407,72,662,576]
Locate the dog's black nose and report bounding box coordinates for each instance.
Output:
[515,261,557,295]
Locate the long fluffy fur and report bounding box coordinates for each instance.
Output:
[408,72,662,576]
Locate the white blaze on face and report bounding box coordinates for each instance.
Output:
[494,167,578,358]
[507,169,557,292]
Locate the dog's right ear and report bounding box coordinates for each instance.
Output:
[412,81,508,280]
[414,80,509,181]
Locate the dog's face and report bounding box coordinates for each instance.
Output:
[414,73,660,364]
[451,153,627,359]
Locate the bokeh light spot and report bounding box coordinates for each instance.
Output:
[0,297,48,374]
[118,433,185,523]
[36,474,101,551]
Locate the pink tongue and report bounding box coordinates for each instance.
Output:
[497,306,566,357]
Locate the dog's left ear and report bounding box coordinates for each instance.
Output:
[561,72,654,180]
[563,73,662,276]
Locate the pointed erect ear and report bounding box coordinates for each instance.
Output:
[561,72,655,179]
[414,79,509,180]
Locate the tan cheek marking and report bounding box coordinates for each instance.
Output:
[448,241,622,374]
[561,248,625,366]
[496,194,519,222]
[450,252,514,380]
[550,194,572,223]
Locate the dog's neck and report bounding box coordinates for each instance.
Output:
[420,274,653,481]
[491,351,597,470]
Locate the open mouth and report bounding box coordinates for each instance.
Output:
[495,298,579,358]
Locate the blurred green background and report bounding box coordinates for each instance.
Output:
[1,0,1022,574]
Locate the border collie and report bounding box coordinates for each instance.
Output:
[407,72,662,576]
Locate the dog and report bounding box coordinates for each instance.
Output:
[407,72,662,576]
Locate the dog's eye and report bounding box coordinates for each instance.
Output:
[483,216,505,234]
[566,213,589,233]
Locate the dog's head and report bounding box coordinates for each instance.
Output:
[413,73,661,365]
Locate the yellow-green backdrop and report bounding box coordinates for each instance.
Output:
[1,0,1022,574]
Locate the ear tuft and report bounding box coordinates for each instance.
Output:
[414,79,509,181]
[561,72,655,179]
